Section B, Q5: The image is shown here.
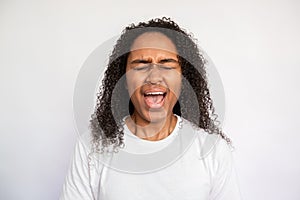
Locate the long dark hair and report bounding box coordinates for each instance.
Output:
[90,17,231,151]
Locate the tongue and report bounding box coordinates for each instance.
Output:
[144,95,164,108]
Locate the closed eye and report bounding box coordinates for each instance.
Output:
[133,65,151,71]
[159,65,175,70]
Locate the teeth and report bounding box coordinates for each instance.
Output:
[145,92,164,95]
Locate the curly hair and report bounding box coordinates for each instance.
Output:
[90,17,231,151]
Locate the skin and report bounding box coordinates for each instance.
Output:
[125,32,182,141]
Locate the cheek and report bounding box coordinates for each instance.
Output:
[125,80,135,97]
[125,75,144,97]
[168,74,182,96]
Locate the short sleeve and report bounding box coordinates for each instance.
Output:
[60,138,94,200]
[209,139,242,200]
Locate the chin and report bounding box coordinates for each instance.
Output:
[147,108,171,123]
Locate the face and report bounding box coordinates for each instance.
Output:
[125,32,182,125]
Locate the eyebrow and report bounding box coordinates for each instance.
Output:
[130,58,178,64]
[130,59,151,64]
[159,58,178,63]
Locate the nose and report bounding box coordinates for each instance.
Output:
[145,64,163,84]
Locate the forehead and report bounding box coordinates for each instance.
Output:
[130,32,177,54]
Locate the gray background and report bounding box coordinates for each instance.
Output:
[0,0,299,199]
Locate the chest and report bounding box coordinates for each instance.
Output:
[97,149,212,200]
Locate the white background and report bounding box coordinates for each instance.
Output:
[1,0,299,199]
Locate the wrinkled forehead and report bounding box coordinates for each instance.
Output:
[130,32,178,55]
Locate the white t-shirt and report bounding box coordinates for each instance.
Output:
[60,116,241,200]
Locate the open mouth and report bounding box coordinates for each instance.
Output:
[143,91,167,109]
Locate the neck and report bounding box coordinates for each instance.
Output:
[125,113,177,141]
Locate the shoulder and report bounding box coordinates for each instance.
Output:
[180,117,233,162]
[75,131,94,156]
